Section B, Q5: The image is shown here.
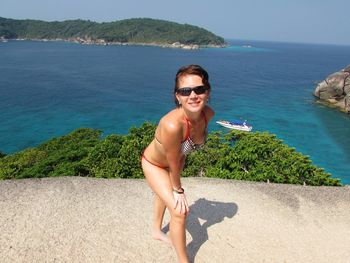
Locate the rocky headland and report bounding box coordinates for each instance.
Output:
[314,65,350,113]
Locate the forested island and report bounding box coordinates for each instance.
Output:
[0,17,226,49]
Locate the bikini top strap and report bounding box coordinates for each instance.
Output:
[184,117,191,140]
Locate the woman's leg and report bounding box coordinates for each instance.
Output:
[152,155,185,241]
[142,158,189,263]
[152,193,171,243]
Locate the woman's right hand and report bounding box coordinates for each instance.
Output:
[173,191,190,215]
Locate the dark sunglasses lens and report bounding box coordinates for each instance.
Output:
[193,86,207,95]
[177,86,207,96]
[178,88,192,96]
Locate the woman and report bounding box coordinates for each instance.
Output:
[141,64,214,263]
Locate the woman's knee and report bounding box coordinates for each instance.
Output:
[170,208,187,222]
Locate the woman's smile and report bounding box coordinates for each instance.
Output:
[188,100,202,107]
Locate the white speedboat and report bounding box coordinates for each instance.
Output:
[216,120,252,132]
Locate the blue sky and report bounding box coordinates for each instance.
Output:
[1,0,349,45]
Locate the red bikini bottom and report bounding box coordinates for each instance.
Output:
[141,152,169,169]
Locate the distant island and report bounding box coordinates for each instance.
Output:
[0,17,226,49]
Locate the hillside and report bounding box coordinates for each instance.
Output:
[0,17,226,48]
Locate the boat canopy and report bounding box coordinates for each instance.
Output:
[229,120,249,126]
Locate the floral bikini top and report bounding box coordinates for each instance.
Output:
[155,111,208,155]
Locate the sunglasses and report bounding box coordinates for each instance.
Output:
[176,85,209,96]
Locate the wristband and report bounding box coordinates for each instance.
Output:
[173,187,184,194]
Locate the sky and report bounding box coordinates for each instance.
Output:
[1,0,349,46]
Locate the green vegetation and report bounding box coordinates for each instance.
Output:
[0,123,341,186]
[0,17,225,46]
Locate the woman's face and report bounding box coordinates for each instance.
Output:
[176,74,210,113]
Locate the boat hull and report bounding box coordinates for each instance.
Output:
[216,121,252,132]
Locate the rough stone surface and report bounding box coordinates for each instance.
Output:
[344,65,350,73]
[1,177,350,263]
[314,65,350,113]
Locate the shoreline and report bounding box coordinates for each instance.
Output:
[4,37,228,50]
[315,98,350,114]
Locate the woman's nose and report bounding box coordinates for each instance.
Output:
[189,90,198,98]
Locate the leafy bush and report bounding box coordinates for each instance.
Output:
[83,122,155,178]
[0,123,342,186]
[183,130,341,186]
[0,128,101,179]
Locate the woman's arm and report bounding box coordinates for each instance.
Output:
[160,119,183,190]
[160,119,190,214]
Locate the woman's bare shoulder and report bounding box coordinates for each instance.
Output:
[159,109,183,133]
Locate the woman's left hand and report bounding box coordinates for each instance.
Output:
[173,192,190,215]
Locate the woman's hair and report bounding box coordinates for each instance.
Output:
[174,64,211,107]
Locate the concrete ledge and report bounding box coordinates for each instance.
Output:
[0,177,349,262]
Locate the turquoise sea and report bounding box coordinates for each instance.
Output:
[1,40,350,183]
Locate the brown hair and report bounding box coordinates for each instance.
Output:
[174,64,211,107]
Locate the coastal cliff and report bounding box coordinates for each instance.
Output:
[0,17,226,49]
[314,65,350,113]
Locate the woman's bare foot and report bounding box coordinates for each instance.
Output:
[152,229,171,244]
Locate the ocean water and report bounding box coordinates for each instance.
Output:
[1,40,350,183]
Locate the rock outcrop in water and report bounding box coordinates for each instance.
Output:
[314,65,350,113]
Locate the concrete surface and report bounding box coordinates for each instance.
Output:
[0,177,350,263]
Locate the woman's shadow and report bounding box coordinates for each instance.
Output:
[163,198,238,262]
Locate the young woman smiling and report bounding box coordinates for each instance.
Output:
[141,65,214,263]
